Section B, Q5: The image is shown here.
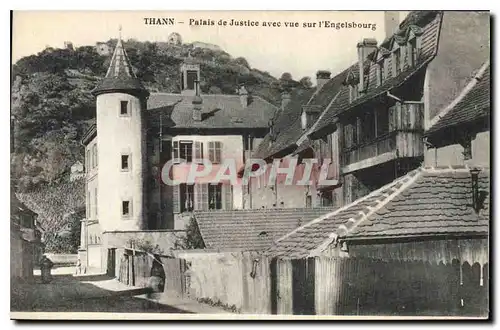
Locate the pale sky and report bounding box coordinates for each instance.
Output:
[12,11,407,82]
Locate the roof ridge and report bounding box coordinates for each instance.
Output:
[271,168,422,246]
[317,168,423,252]
[427,59,490,130]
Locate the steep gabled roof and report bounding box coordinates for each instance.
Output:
[309,11,443,138]
[265,166,489,259]
[252,88,314,160]
[425,61,490,139]
[146,93,277,130]
[92,38,149,97]
[193,207,334,251]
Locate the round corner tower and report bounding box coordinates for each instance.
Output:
[91,37,149,232]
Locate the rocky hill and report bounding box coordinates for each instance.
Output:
[11,39,312,191]
[11,39,313,251]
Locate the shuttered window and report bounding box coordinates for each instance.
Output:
[173,184,181,213]
[195,184,209,211]
[208,184,223,210]
[94,187,98,218]
[223,184,233,210]
[208,141,222,164]
[194,141,204,163]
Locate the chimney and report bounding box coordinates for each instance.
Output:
[192,79,202,121]
[384,11,400,39]
[316,70,331,91]
[281,90,291,111]
[239,85,249,108]
[470,167,482,213]
[356,38,378,92]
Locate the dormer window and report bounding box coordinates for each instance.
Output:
[393,48,401,76]
[349,84,359,103]
[408,37,418,67]
[376,60,384,86]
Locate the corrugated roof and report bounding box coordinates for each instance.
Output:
[265,167,489,258]
[193,207,335,252]
[147,93,277,130]
[425,61,490,137]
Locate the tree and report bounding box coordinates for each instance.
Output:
[234,57,250,68]
[178,216,205,249]
[299,76,313,89]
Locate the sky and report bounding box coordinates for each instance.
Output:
[12,11,408,83]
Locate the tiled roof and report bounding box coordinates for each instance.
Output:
[266,167,489,258]
[425,61,490,137]
[309,11,442,138]
[146,93,277,130]
[346,167,489,240]
[92,38,149,97]
[193,207,334,252]
[252,89,315,160]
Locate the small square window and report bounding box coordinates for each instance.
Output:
[120,101,129,116]
[121,154,130,171]
[122,201,131,217]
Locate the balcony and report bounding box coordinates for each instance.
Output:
[341,103,424,174]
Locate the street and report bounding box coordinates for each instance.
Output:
[11,267,191,313]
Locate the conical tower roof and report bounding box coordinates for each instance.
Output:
[92,37,149,97]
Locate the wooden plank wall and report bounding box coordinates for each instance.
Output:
[313,256,488,316]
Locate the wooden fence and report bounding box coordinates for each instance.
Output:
[290,257,489,316]
[113,250,488,316]
[116,249,153,288]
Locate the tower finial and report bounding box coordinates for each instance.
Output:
[119,25,122,40]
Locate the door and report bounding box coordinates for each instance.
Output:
[107,248,116,277]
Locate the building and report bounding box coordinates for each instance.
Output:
[95,42,112,56]
[70,161,85,182]
[191,41,222,52]
[167,32,182,45]
[265,58,490,316]
[79,37,277,272]
[11,191,44,282]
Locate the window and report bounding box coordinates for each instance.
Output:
[376,107,390,136]
[121,154,130,171]
[92,144,98,168]
[173,141,193,162]
[376,62,383,86]
[120,101,129,116]
[349,85,359,103]
[393,48,401,76]
[86,150,90,173]
[209,184,223,210]
[87,190,91,218]
[122,200,131,217]
[186,70,198,90]
[180,184,194,212]
[320,191,334,207]
[208,141,222,163]
[94,187,98,217]
[409,37,418,67]
[360,111,376,143]
[305,195,312,208]
[461,136,472,160]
